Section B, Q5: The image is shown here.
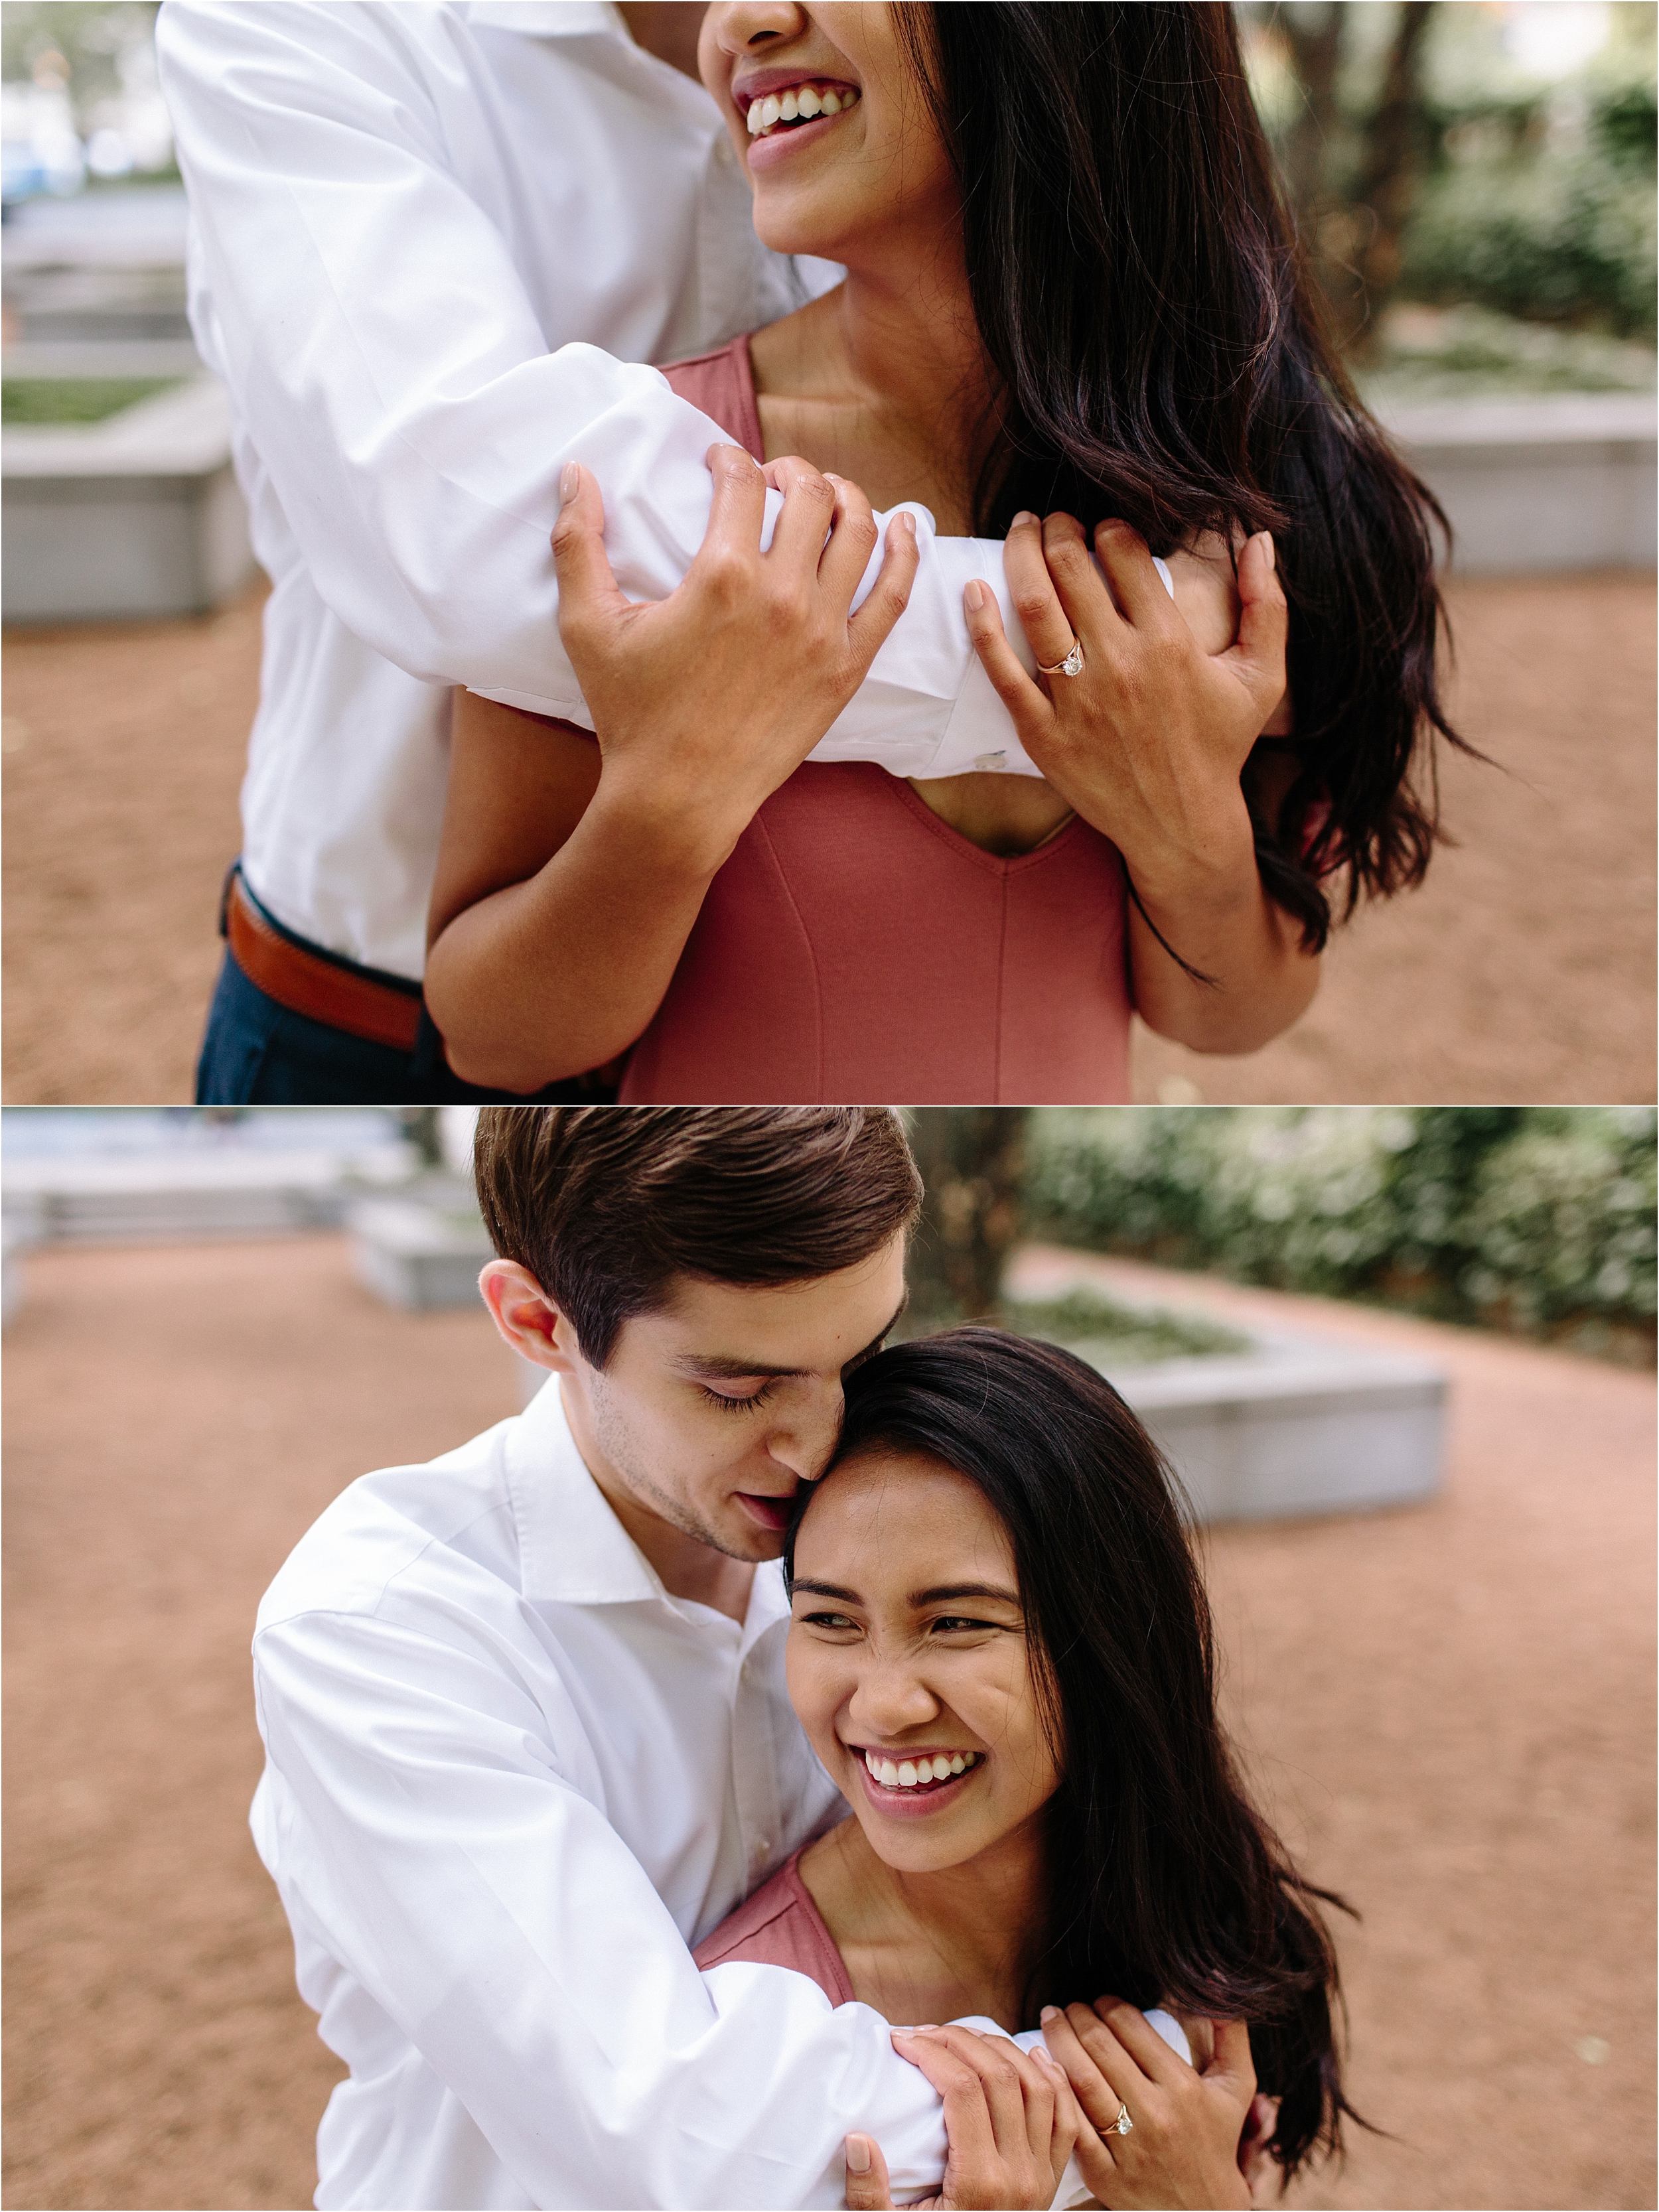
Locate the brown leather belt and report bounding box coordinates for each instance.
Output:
[224,872,423,1054]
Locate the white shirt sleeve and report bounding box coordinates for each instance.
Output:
[155,0,1040,778]
[253,1606,950,2211]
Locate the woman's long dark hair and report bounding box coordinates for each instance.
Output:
[896,3,1470,951]
[787,1328,1360,2179]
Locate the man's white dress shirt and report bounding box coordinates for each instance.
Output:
[156,1,1059,983]
[251,1379,956,2209]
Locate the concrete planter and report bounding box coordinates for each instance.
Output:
[1380,392,1657,575]
[0,1144,419,1242]
[1105,1334,1447,1524]
[2,375,254,622]
[348,1196,496,1312]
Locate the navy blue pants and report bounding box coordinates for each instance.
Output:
[195,950,606,1105]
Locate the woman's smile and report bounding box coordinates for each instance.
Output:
[738,67,862,174]
[851,1742,984,1816]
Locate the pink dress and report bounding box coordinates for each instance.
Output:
[617,338,1132,1105]
[693,1848,855,2007]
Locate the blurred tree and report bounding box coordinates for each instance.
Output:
[1258,0,1437,347]
[905,1110,1028,1325]
[1,3,157,115]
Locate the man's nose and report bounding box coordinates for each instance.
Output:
[764,1384,842,1481]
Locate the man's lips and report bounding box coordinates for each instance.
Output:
[735,1490,794,1532]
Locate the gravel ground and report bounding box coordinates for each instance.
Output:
[3,572,1654,1105]
[3,1233,1652,2211]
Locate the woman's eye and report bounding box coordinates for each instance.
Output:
[932,1615,997,1635]
[700,1382,772,1414]
[802,1610,857,1631]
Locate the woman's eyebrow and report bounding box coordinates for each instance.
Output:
[912,1582,1021,1608]
[790,1578,862,1603]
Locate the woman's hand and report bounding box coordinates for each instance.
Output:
[843,2024,1081,2211]
[554,447,919,870]
[964,512,1317,1055]
[968,511,1284,914]
[1039,1999,1258,2211]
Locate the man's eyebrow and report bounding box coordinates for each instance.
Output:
[673,1296,910,1385]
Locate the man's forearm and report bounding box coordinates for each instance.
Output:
[254,1612,951,2209]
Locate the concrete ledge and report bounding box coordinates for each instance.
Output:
[0,1146,418,1242]
[1108,1334,1447,1523]
[1379,392,1657,575]
[2,377,254,621]
[347,1196,496,1312]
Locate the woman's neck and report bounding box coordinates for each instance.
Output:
[748,226,997,535]
[798,1811,1049,2034]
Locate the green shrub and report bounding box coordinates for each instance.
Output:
[1026,1108,1656,1358]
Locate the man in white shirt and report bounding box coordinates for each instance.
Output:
[253,1105,958,2206]
[156,2,1056,1107]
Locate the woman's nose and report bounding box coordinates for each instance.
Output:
[848,1661,940,1739]
[713,2,810,58]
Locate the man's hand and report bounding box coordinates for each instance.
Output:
[845,2025,1081,2211]
[1040,1999,1257,2210]
[552,446,919,872]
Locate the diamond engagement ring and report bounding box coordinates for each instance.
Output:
[1097,2100,1133,2139]
[1037,638,1085,677]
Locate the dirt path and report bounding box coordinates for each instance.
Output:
[4,1233,1652,2210]
[3,573,1654,1104]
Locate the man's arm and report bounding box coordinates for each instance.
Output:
[254,1604,950,2210]
[156,1,1023,767]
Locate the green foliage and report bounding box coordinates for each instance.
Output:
[1005,1286,1251,1367]
[0,377,179,425]
[1404,146,1658,340]
[1026,1109,1656,1359]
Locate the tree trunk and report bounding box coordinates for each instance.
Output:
[1350,1,1436,340]
[905,1109,1029,1326]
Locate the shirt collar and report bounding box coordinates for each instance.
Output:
[504,1380,792,1643]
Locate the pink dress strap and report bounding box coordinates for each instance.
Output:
[693,1849,856,2008]
[660,337,765,464]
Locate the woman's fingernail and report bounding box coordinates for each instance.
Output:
[845,2135,873,2176]
[896,510,916,538]
[1040,2005,1060,2023]
[965,580,986,612]
[1033,2045,1061,2070]
[1011,510,1039,529]
[1262,531,1276,571]
[559,463,579,504]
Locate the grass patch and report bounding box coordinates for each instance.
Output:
[1356,303,1656,405]
[1007,1287,1251,1367]
[1,377,183,426]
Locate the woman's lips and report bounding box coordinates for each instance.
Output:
[853,1750,983,1819]
[746,112,842,172]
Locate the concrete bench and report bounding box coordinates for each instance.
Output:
[1380,391,1657,575]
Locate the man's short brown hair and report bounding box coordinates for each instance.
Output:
[474,1108,921,1367]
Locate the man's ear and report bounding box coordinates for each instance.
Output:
[478,1260,579,1375]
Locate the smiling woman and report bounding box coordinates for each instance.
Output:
[424,3,1466,1105]
[693,1328,1360,2205]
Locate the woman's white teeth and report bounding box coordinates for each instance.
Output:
[747,83,859,137]
[863,1749,977,1788]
